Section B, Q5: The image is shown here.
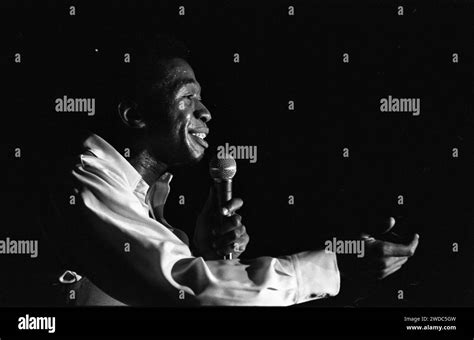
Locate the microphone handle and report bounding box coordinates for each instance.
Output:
[213,179,233,260]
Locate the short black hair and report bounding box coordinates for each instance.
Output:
[94,33,191,146]
[119,33,191,106]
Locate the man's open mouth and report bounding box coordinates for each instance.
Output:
[191,132,207,139]
[188,129,209,148]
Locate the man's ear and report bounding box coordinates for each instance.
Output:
[118,101,146,129]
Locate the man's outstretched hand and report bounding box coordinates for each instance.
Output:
[338,219,420,282]
[194,188,250,260]
[362,233,419,279]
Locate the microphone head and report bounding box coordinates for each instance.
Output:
[209,154,237,180]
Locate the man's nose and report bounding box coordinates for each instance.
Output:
[195,102,212,123]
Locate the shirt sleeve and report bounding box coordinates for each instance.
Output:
[68,153,340,306]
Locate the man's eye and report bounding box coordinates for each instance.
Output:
[185,94,202,101]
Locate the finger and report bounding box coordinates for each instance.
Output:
[221,198,244,216]
[214,215,242,235]
[360,233,376,242]
[382,216,397,234]
[378,263,404,280]
[376,233,420,257]
[213,226,246,248]
[216,234,249,256]
[378,256,408,269]
[362,216,396,239]
[216,243,239,257]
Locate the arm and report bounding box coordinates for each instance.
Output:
[67,153,340,306]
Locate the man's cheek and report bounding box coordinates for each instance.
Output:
[178,98,193,111]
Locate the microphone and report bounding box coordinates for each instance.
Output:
[209,154,237,260]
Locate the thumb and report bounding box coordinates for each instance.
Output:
[365,216,397,237]
[381,216,397,235]
[360,232,376,242]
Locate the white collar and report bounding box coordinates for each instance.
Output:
[81,133,173,199]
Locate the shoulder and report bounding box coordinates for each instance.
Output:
[72,133,138,190]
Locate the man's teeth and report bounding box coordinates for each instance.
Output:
[191,132,206,139]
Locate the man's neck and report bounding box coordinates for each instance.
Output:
[130,148,168,186]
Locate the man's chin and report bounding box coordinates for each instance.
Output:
[172,150,205,167]
[188,151,206,164]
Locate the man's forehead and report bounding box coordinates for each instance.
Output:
[152,58,201,95]
[162,58,196,82]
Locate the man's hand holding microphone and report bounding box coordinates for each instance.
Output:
[194,154,249,260]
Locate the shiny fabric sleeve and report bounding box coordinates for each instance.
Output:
[69,153,340,306]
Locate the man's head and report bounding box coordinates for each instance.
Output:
[118,35,211,166]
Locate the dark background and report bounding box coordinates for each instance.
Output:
[1,0,473,307]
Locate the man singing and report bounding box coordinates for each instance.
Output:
[48,35,419,306]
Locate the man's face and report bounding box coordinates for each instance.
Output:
[145,58,212,166]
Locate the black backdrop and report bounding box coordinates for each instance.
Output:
[1,0,473,307]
